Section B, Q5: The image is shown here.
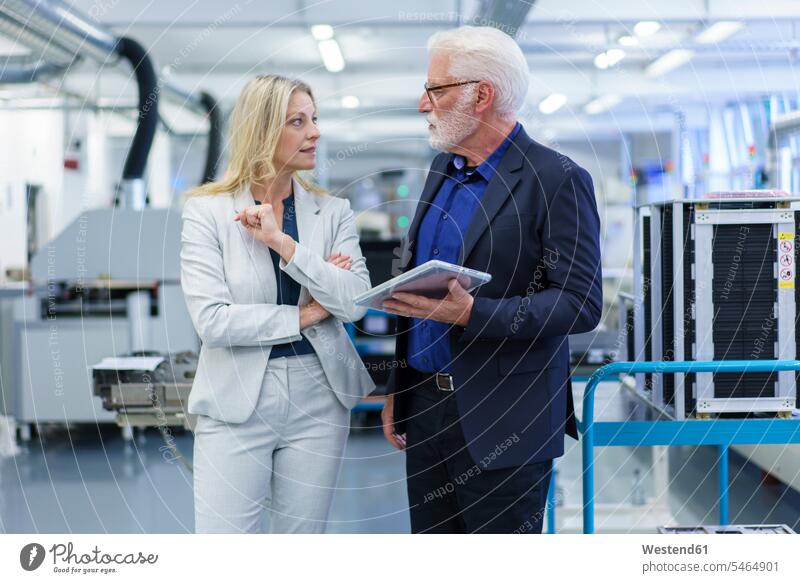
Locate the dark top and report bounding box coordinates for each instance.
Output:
[254,194,315,358]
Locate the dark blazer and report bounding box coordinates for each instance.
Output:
[388,125,603,469]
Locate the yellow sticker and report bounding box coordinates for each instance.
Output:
[780,280,795,289]
[779,232,794,240]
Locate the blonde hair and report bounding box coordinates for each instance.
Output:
[188,75,323,197]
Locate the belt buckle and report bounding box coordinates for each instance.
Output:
[435,373,454,392]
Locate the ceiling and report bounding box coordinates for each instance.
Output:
[4,0,800,145]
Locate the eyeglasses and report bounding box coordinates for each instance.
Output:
[424,80,480,103]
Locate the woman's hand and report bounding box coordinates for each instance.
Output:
[235,204,295,262]
[299,298,331,329]
[235,204,283,248]
[297,256,348,330]
[327,252,352,270]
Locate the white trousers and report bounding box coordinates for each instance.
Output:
[192,353,350,533]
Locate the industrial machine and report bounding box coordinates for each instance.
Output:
[0,1,221,440]
[658,524,795,534]
[92,352,196,429]
[633,190,800,419]
[91,352,197,470]
[11,208,198,438]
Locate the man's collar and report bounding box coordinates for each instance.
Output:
[447,122,521,180]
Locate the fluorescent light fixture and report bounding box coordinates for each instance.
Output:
[584,94,622,115]
[594,48,625,69]
[318,38,345,72]
[695,21,744,44]
[645,48,694,77]
[0,97,66,107]
[634,20,661,37]
[311,24,334,41]
[341,95,359,108]
[538,93,567,115]
[618,35,639,47]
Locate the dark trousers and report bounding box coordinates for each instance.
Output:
[405,376,553,533]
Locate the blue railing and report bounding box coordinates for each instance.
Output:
[579,360,800,533]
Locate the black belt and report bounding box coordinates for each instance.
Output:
[412,369,455,392]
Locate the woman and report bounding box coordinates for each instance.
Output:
[180,75,375,533]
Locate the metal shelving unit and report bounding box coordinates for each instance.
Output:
[578,360,800,534]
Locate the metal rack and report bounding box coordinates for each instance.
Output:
[579,359,800,534]
[633,195,800,419]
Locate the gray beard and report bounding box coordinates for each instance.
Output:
[427,91,479,151]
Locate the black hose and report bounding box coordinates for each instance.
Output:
[115,37,158,181]
[199,91,222,184]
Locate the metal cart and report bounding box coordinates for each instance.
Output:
[578,360,800,533]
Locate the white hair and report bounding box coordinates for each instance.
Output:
[427,25,530,119]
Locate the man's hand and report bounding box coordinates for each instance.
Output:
[381,394,406,450]
[382,279,474,326]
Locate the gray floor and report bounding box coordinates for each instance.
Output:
[0,423,410,534]
[1,401,799,533]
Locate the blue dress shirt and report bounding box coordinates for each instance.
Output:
[408,122,521,373]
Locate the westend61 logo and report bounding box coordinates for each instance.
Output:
[20,541,158,574]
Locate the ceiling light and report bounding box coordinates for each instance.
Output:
[695,21,744,44]
[311,24,334,41]
[341,95,359,108]
[634,21,661,37]
[538,93,567,115]
[318,39,345,72]
[645,48,694,77]
[0,97,66,107]
[594,48,625,69]
[584,94,622,115]
[618,35,639,47]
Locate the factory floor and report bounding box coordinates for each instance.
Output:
[2,381,799,533]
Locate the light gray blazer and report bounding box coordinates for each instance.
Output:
[180,178,375,422]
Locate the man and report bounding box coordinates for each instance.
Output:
[381,25,603,534]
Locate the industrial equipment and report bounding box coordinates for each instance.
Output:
[12,207,197,437]
[658,524,795,534]
[633,190,800,418]
[92,352,196,429]
[0,0,220,439]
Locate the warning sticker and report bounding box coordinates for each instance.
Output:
[780,267,794,288]
[778,232,795,288]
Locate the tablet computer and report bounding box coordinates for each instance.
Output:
[354,260,492,310]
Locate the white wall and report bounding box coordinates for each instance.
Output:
[0,109,64,281]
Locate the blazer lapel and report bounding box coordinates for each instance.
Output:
[232,185,277,302]
[292,179,325,304]
[293,178,325,259]
[459,130,529,263]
